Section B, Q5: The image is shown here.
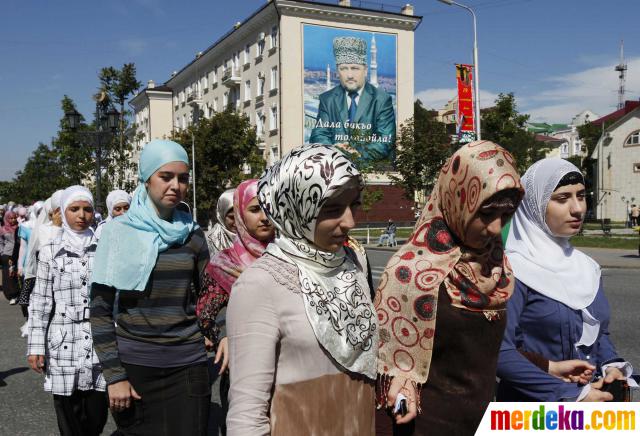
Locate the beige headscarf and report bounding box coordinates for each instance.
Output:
[376,141,523,392]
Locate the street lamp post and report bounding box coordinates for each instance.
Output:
[437,0,482,140]
[65,96,119,209]
[190,130,197,222]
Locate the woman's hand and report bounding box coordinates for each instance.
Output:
[215,337,229,375]
[107,380,142,411]
[580,378,613,402]
[603,367,626,384]
[27,355,45,373]
[386,376,418,425]
[548,359,595,384]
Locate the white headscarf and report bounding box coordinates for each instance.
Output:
[105,189,132,220]
[51,189,64,211]
[24,198,57,279]
[60,186,95,254]
[205,188,235,255]
[506,158,601,311]
[258,143,377,379]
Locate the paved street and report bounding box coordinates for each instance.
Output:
[0,249,637,435]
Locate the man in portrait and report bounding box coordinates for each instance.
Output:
[309,36,396,161]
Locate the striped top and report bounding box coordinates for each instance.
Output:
[90,227,210,384]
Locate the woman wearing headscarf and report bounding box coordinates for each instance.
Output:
[225,144,377,435]
[90,139,211,436]
[497,158,634,402]
[27,186,108,436]
[94,189,131,240]
[0,211,20,303]
[205,188,237,256]
[376,141,523,435]
[197,180,273,360]
[196,179,274,436]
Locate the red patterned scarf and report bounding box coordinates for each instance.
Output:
[376,141,523,386]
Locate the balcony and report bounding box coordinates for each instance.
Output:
[222,67,241,87]
[186,91,202,104]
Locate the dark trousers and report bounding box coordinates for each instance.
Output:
[1,255,18,299]
[113,362,210,436]
[53,389,109,436]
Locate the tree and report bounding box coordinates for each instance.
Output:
[52,95,94,186]
[481,93,550,173]
[391,100,452,200]
[98,64,142,191]
[171,107,265,223]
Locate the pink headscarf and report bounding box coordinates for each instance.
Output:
[1,211,18,235]
[207,179,273,293]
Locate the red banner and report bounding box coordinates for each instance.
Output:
[456,64,475,134]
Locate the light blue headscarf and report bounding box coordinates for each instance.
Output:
[91,139,196,291]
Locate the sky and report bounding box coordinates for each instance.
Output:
[2,0,640,181]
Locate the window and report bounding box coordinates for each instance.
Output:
[175,117,180,129]
[625,130,640,146]
[173,95,178,106]
[233,52,240,70]
[182,114,187,128]
[270,105,278,130]
[573,140,581,155]
[257,75,265,96]
[223,92,229,108]
[213,97,218,112]
[202,74,208,89]
[244,44,251,64]
[256,111,266,136]
[634,163,640,173]
[244,80,251,101]
[270,66,278,90]
[212,67,218,84]
[256,33,265,57]
[179,91,185,104]
[270,26,278,49]
[560,143,569,157]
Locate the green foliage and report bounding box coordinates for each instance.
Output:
[391,100,452,199]
[98,64,142,192]
[481,93,550,173]
[577,121,611,158]
[171,107,265,221]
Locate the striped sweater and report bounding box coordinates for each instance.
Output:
[90,227,210,384]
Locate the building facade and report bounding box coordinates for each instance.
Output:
[130,0,420,173]
[592,106,640,221]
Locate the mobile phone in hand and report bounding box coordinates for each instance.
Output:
[394,393,408,416]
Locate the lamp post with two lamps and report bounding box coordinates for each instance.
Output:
[437,0,481,140]
[65,92,120,209]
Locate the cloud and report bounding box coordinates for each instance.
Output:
[414,88,500,110]
[119,38,149,56]
[522,57,640,123]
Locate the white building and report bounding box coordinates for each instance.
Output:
[129,0,420,171]
[592,105,640,221]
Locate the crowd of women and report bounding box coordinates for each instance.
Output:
[5,138,635,436]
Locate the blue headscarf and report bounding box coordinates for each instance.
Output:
[91,139,196,291]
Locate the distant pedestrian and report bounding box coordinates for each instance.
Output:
[204,188,236,257]
[631,204,639,227]
[94,189,131,240]
[27,186,108,436]
[377,219,397,247]
[0,211,19,304]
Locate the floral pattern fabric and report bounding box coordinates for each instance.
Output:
[258,143,378,379]
[376,141,523,385]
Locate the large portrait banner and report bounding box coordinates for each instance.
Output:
[303,24,397,163]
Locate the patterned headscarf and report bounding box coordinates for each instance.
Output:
[1,211,18,235]
[376,141,523,386]
[205,188,236,256]
[258,143,378,379]
[208,180,271,293]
